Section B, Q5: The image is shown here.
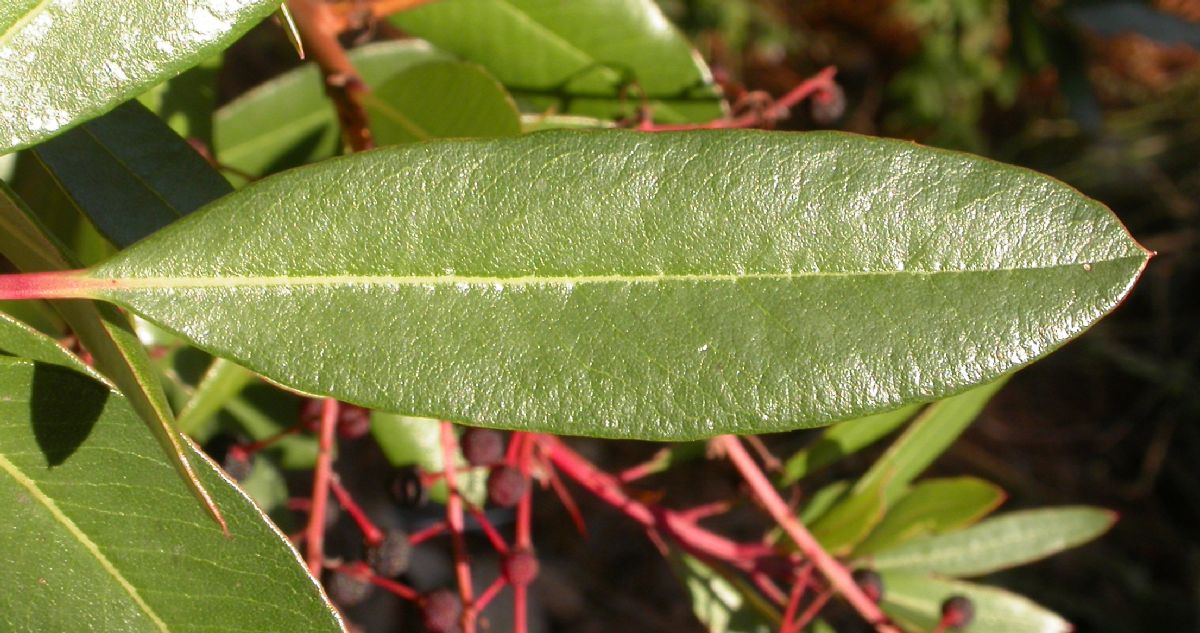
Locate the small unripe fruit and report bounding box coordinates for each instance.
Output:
[337,405,371,440]
[502,547,539,587]
[327,571,373,607]
[421,588,462,633]
[460,428,505,466]
[487,465,528,508]
[852,568,884,603]
[367,528,412,577]
[940,595,975,629]
[390,468,427,507]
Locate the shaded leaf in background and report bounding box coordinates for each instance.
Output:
[854,379,1009,505]
[870,507,1117,577]
[809,476,888,555]
[137,54,223,144]
[32,100,232,249]
[365,60,521,145]
[781,403,921,484]
[0,0,281,153]
[214,41,452,182]
[881,571,1070,633]
[26,130,1149,439]
[0,313,343,632]
[670,552,774,633]
[798,481,851,525]
[853,476,1005,557]
[392,0,724,122]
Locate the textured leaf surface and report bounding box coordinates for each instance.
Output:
[871,507,1116,576]
[0,313,343,632]
[854,477,1005,556]
[881,572,1070,633]
[32,100,232,248]
[0,0,280,153]
[391,0,723,122]
[51,130,1146,439]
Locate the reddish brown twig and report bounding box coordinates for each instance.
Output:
[440,422,476,633]
[330,475,384,547]
[286,0,375,151]
[637,66,838,132]
[304,399,340,575]
[715,435,899,633]
[513,433,536,633]
[325,0,442,31]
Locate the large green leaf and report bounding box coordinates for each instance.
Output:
[0,313,343,632]
[0,0,280,153]
[880,572,1070,633]
[32,100,232,248]
[870,507,1116,577]
[391,0,724,123]
[11,131,1147,439]
[365,61,521,145]
[213,40,452,182]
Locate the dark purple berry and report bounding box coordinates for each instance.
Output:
[486,465,528,508]
[421,588,462,633]
[460,428,505,466]
[367,528,412,577]
[390,468,427,507]
[327,571,373,607]
[299,397,324,430]
[810,83,846,125]
[940,595,975,629]
[502,548,539,587]
[852,568,884,604]
[338,405,371,440]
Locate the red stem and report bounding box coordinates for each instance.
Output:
[639,66,838,132]
[0,269,105,300]
[304,399,339,576]
[467,505,510,555]
[440,422,476,633]
[715,436,898,633]
[329,475,383,547]
[514,433,535,633]
[408,522,447,546]
[473,576,507,612]
[793,590,835,632]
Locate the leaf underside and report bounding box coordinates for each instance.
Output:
[74,130,1147,440]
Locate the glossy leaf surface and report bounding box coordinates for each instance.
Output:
[0,314,344,632]
[32,100,232,248]
[0,0,280,153]
[53,130,1146,439]
[391,0,723,122]
[871,507,1116,576]
[881,572,1069,633]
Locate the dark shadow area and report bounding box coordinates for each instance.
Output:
[30,363,108,467]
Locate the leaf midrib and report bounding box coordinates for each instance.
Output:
[92,257,1142,291]
[0,0,52,51]
[0,451,169,632]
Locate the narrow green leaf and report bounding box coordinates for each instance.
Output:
[176,357,256,436]
[809,476,888,556]
[853,477,1006,556]
[855,379,1009,504]
[880,572,1070,633]
[392,0,724,122]
[365,61,521,145]
[0,182,225,527]
[798,481,851,525]
[214,40,452,181]
[781,404,921,485]
[669,552,775,633]
[0,0,280,153]
[870,507,1116,577]
[13,131,1148,439]
[9,152,115,266]
[0,314,343,632]
[32,100,232,248]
